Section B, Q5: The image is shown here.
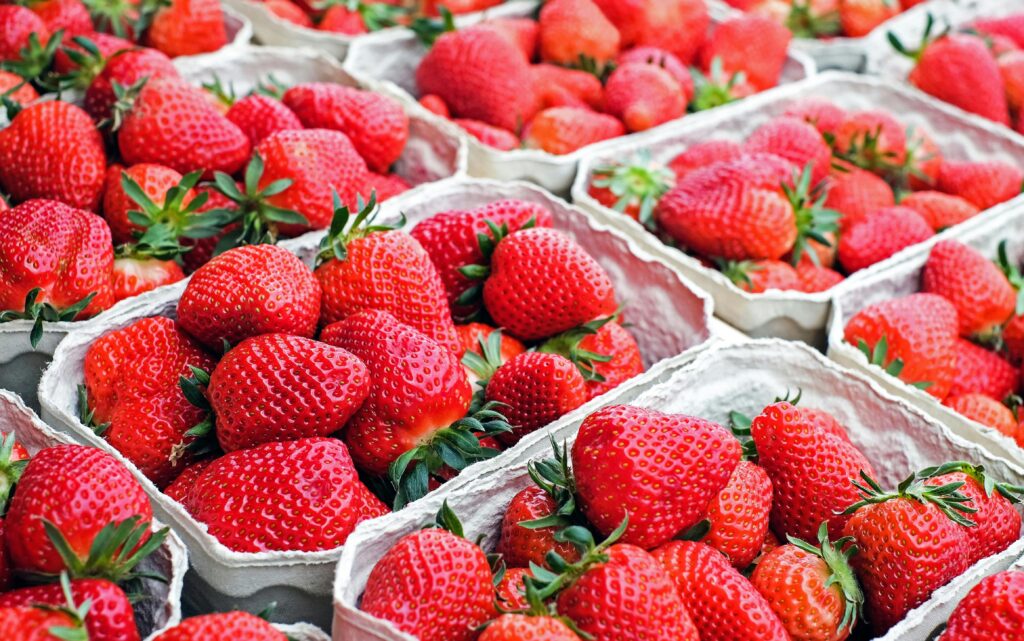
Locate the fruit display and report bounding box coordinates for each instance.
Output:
[722,0,931,41]
[334,340,1024,641]
[572,71,1024,343]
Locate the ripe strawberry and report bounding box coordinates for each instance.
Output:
[101,163,198,245]
[146,0,228,57]
[111,257,185,302]
[841,471,975,633]
[455,119,520,150]
[265,0,312,26]
[410,199,553,319]
[480,615,580,641]
[923,240,1015,337]
[496,467,580,568]
[703,460,772,569]
[0,604,87,640]
[751,401,875,542]
[948,338,1017,400]
[837,206,934,273]
[750,524,863,641]
[282,83,409,174]
[783,98,847,137]
[177,244,322,350]
[936,160,1023,211]
[839,0,897,37]
[184,437,386,552]
[362,514,494,641]
[416,26,536,132]
[366,171,410,201]
[538,0,621,67]
[1000,51,1024,115]
[902,125,944,190]
[152,612,287,640]
[588,151,675,226]
[495,567,531,610]
[118,78,251,179]
[163,458,214,504]
[653,540,788,641]
[476,16,538,59]
[0,579,139,641]
[938,571,1024,640]
[796,262,844,293]
[0,69,38,104]
[53,32,131,74]
[627,0,710,64]
[723,259,801,293]
[0,6,50,62]
[571,320,643,399]
[418,93,449,117]
[83,47,180,122]
[573,404,739,549]
[825,163,895,232]
[603,62,686,133]
[899,191,979,231]
[700,15,791,92]
[974,14,1024,48]
[225,93,303,146]
[945,394,1018,436]
[457,323,526,361]
[616,46,691,87]
[523,107,626,154]
[835,110,906,171]
[482,227,617,341]
[745,117,832,185]
[666,140,744,181]
[0,101,106,211]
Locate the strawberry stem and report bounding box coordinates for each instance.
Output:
[842,469,978,527]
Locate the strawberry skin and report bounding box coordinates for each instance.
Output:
[0,6,50,61]
[84,47,180,123]
[900,191,979,231]
[922,240,1015,337]
[936,160,1024,211]
[163,459,215,504]
[0,606,82,639]
[0,70,37,105]
[572,405,740,549]
[539,0,621,67]
[945,393,1018,436]
[146,0,228,57]
[177,244,322,350]
[577,320,643,399]
[486,352,587,446]
[480,615,580,641]
[825,163,895,233]
[152,612,287,640]
[0,579,139,641]
[939,571,1024,640]
[783,98,847,137]
[700,15,791,91]
[667,140,744,181]
[455,119,520,150]
[910,34,1011,126]
[183,437,387,552]
[744,117,832,185]
[0,101,106,211]
[705,460,772,569]
[495,567,531,610]
[111,257,185,302]
[102,162,195,245]
[496,485,580,569]
[837,206,934,273]
[484,227,617,341]
[603,62,686,133]
[948,338,1017,401]
[209,333,371,452]
[225,94,303,147]
[523,107,626,155]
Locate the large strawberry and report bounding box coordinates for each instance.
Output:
[844,293,959,399]
[938,571,1024,640]
[936,160,1023,211]
[700,14,791,91]
[0,578,139,641]
[948,338,1017,401]
[314,197,460,353]
[922,240,1015,338]
[207,333,371,452]
[704,460,772,569]
[183,437,386,552]
[572,404,739,549]
[224,93,302,146]
[146,0,228,57]
[744,117,832,185]
[177,244,322,350]
[837,206,934,273]
[0,101,106,211]
[152,612,286,640]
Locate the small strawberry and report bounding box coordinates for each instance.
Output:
[455,119,520,150]
[83,47,180,122]
[523,107,626,154]
[938,571,1024,640]
[152,612,287,640]
[899,191,979,231]
[796,262,845,293]
[824,163,896,233]
[722,259,801,293]
[616,46,691,87]
[146,0,228,57]
[700,15,791,91]
[0,6,50,62]
[666,140,744,181]
[476,16,538,59]
[945,394,1018,436]
[588,151,675,227]
[745,117,832,185]
[100,163,199,246]
[418,93,450,117]
[224,93,303,147]
[480,615,581,641]
[837,206,934,273]
[936,159,1023,211]
[839,0,897,37]
[111,257,184,303]
[495,567,531,610]
[1000,51,1024,114]
[567,319,643,399]
[538,0,621,67]
[923,240,1015,338]
[265,0,312,26]
[457,322,526,361]
[948,338,1017,401]
[783,97,846,137]
[0,69,38,104]
[0,578,139,641]
[603,62,686,133]
[365,171,410,201]
[902,125,944,190]
[703,460,772,569]
[973,14,1024,48]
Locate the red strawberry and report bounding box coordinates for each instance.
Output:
[667,140,744,181]
[1000,51,1024,114]
[839,0,897,37]
[495,567,531,610]
[418,93,450,118]
[903,125,944,190]
[477,16,538,59]
[922,240,1015,337]
[455,119,520,150]
[0,6,50,62]
[948,338,1017,400]
[745,117,832,185]
[458,323,526,387]
[837,206,934,273]
[111,257,185,303]
[603,62,686,133]
[573,404,739,549]
[625,0,710,64]
[483,227,617,341]
[53,32,131,73]
[0,604,87,640]
[723,259,801,293]
[177,244,322,350]
[825,163,895,232]
[101,163,198,245]
[0,101,106,211]
[497,477,580,569]
[480,615,580,641]
[938,571,1024,640]
[538,0,621,67]
[523,107,626,154]
[0,69,38,104]
[365,171,410,201]
[936,160,1023,210]
[653,540,789,641]
[118,78,250,179]
[0,579,139,641]
[796,262,844,293]
[532,63,605,111]
[783,98,846,137]
[416,26,536,132]
[362,518,494,641]
[900,191,979,231]
[572,320,643,399]
[700,15,791,91]
[225,93,303,146]
[83,47,180,122]
[617,46,691,87]
[974,14,1024,48]
[152,612,287,640]
[588,151,675,226]
[833,110,907,171]
[265,0,312,26]
[183,437,386,552]
[283,83,409,174]
[704,460,772,569]
[945,393,1018,436]
[749,524,863,641]
[163,458,214,504]
[28,0,90,39]
[146,0,228,57]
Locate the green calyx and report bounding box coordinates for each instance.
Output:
[520,438,578,532]
[209,153,309,254]
[388,401,512,509]
[891,126,940,194]
[176,365,220,461]
[887,13,948,64]
[317,0,408,31]
[718,259,762,290]
[590,150,674,231]
[82,0,169,39]
[917,461,1024,504]
[833,124,903,178]
[0,432,28,515]
[571,54,615,84]
[690,57,746,113]
[0,30,62,90]
[461,327,505,392]
[727,409,758,461]
[783,164,840,268]
[788,522,863,635]
[855,335,933,390]
[456,216,539,309]
[524,517,628,602]
[537,314,616,382]
[409,6,455,47]
[842,469,978,527]
[76,384,111,437]
[996,240,1024,316]
[201,74,237,108]
[34,573,91,641]
[49,36,108,93]
[104,76,147,131]
[0,288,97,349]
[316,190,398,266]
[786,1,840,38]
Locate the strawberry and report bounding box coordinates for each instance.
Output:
[361,508,494,641]
[152,612,287,640]
[101,163,199,245]
[923,240,1015,338]
[146,0,228,57]
[0,602,87,640]
[938,571,1024,640]
[999,50,1024,114]
[653,540,788,641]
[366,171,410,201]
[722,259,801,293]
[177,244,322,350]
[111,257,185,302]
[833,109,908,173]
[225,93,303,146]
[839,0,897,37]
[479,615,580,641]
[265,0,312,26]
[750,524,863,641]
[666,140,744,181]
[416,26,536,132]
[455,119,520,150]
[523,107,626,154]
[482,227,617,341]
[825,163,896,232]
[282,83,409,174]
[573,404,739,549]
[936,160,1023,211]
[0,101,106,211]
[587,151,675,227]
[495,567,531,610]
[948,338,1017,400]
[744,117,832,185]
[183,437,387,552]
[0,6,50,62]
[902,126,943,190]
[944,394,1018,436]
[570,320,643,399]
[704,460,772,569]
[796,262,844,293]
[629,0,710,65]
[603,62,686,133]
[117,78,251,179]
[476,16,538,59]
[899,191,979,231]
[538,0,621,67]
[616,46,691,87]
[83,47,180,122]
[783,98,846,137]
[700,15,791,92]
[163,458,214,504]
[0,199,114,341]
[974,14,1024,48]
[458,323,526,386]
[750,401,875,542]
[837,206,934,273]
[0,578,139,641]
[0,69,38,104]
[418,93,450,117]
[841,470,975,633]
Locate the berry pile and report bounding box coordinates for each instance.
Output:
[77,196,646,552]
[411,0,794,153]
[256,0,501,36]
[844,239,1024,448]
[724,0,927,39]
[586,96,1023,294]
[360,400,1023,641]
